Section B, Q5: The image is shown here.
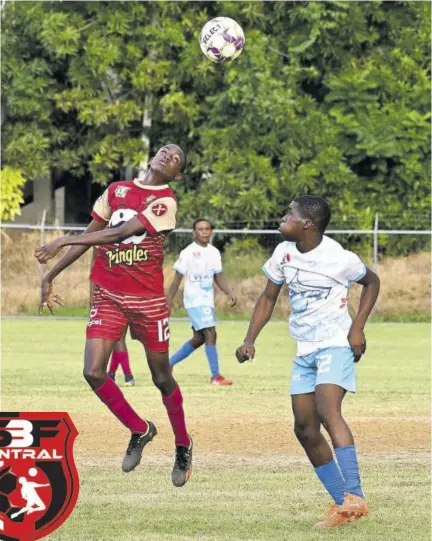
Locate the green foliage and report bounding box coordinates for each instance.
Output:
[0,166,26,221]
[1,1,430,254]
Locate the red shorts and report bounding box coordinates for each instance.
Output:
[86,286,169,352]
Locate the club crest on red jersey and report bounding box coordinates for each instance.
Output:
[0,412,79,541]
[114,186,131,198]
[151,203,168,217]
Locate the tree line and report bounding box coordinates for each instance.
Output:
[2,1,430,254]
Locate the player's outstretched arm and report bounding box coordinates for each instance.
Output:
[166,271,183,315]
[35,216,146,264]
[41,220,106,277]
[235,279,283,363]
[348,266,380,363]
[214,273,236,306]
[38,219,106,315]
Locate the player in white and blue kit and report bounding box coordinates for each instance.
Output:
[236,196,380,529]
[167,219,236,385]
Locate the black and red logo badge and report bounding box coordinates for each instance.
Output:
[0,412,79,541]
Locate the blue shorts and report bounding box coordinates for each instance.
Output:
[186,306,216,331]
[290,347,356,395]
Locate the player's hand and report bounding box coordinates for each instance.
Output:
[39,278,64,315]
[228,294,237,307]
[167,298,172,316]
[34,238,64,264]
[348,325,366,363]
[235,343,255,363]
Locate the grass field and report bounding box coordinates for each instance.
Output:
[1,320,430,541]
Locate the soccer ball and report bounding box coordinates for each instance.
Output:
[199,17,245,63]
[0,466,24,523]
[109,208,146,245]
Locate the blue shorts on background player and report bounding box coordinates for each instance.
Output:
[236,196,380,529]
[167,219,236,386]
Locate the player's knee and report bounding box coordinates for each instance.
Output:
[294,422,320,446]
[83,365,105,387]
[151,370,172,394]
[190,335,205,348]
[316,407,343,429]
[203,327,217,345]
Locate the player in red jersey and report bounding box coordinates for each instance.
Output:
[35,144,192,487]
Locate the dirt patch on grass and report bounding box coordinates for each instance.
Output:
[74,413,430,459]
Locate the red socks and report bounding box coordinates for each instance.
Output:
[95,377,148,433]
[109,351,132,376]
[162,385,190,447]
[95,378,189,447]
[109,352,120,373]
[119,352,132,376]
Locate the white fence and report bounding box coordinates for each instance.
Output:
[1,215,431,277]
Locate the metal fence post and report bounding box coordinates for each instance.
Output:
[373,213,379,313]
[373,213,379,275]
[39,209,47,284]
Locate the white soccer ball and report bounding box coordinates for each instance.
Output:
[109,208,146,245]
[199,17,245,63]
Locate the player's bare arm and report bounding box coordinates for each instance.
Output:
[348,266,380,363]
[236,279,283,363]
[38,219,106,315]
[166,271,184,315]
[35,216,147,264]
[214,273,236,306]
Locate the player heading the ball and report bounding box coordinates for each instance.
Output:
[35,144,193,488]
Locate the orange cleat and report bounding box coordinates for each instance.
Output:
[313,504,351,529]
[338,493,369,520]
[211,375,233,385]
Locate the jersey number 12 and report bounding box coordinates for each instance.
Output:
[157,318,170,342]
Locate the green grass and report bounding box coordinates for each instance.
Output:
[1,321,430,541]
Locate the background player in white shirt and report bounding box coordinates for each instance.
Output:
[236,196,380,529]
[167,219,236,385]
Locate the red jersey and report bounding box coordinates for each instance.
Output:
[90,180,177,297]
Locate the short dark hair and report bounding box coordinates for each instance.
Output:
[294,195,331,233]
[193,218,212,230]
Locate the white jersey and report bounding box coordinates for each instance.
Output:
[173,242,222,309]
[263,236,366,356]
